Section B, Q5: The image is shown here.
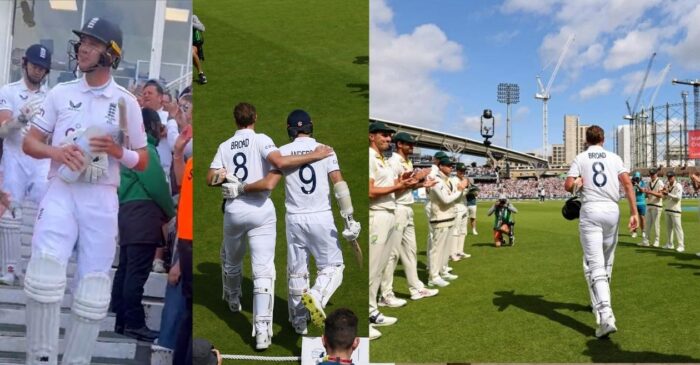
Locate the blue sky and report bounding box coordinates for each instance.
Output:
[370,0,700,157]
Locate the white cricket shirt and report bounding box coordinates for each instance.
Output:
[389,152,414,205]
[567,145,628,204]
[278,137,339,214]
[369,147,396,210]
[210,128,278,201]
[32,76,147,187]
[0,79,47,155]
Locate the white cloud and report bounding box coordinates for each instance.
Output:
[489,30,520,45]
[578,78,614,100]
[667,2,700,70]
[500,0,559,15]
[604,30,658,70]
[370,0,464,128]
[621,66,670,97]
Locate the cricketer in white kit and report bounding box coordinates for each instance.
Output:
[207,103,333,350]
[565,125,638,339]
[22,18,150,364]
[0,44,52,286]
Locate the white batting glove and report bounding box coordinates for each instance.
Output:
[222,175,246,199]
[342,215,361,241]
[210,168,227,186]
[83,152,108,183]
[19,97,43,124]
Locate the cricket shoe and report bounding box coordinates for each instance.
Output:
[410,288,439,300]
[378,294,407,308]
[292,319,308,335]
[441,273,458,281]
[639,241,650,247]
[449,254,462,262]
[428,278,450,287]
[255,322,272,350]
[652,241,660,247]
[472,229,478,235]
[676,246,685,253]
[631,231,637,238]
[663,243,674,250]
[369,312,397,327]
[458,252,472,259]
[443,266,453,273]
[369,325,382,340]
[302,291,326,328]
[595,314,617,338]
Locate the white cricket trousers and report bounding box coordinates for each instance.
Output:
[664,211,684,249]
[644,205,662,245]
[369,209,395,314]
[380,204,425,297]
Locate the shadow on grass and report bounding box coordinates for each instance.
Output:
[194,261,299,354]
[492,290,593,336]
[632,245,698,261]
[583,339,700,362]
[347,55,368,99]
[346,83,368,99]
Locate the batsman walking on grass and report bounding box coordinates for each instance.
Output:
[564,125,638,339]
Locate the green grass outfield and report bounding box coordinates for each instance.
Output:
[192,0,368,360]
[372,200,700,363]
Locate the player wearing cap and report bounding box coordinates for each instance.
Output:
[207,103,332,350]
[22,17,150,364]
[368,121,413,340]
[427,157,467,287]
[564,125,638,339]
[424,151,447,275]
[378,132,438,308]
[487,194,517,247]
[227,109,360,335]
[661,171,684,252]
[641,168,663,247]
[0,44,52,286]
[449,163,471,260]
[630,171,647,240]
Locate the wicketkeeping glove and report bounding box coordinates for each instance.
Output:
[342,214,361,241]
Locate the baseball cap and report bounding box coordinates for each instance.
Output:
[649,168,658,175]
[393,132,416,144]
[369,121,396,133]
[438,157,453,166]
[434,151,448,159]
[193,339,218,365]
[456,162,466,171]
[666,170,675,177]
[73,17,123,57]
[24,44,51,70]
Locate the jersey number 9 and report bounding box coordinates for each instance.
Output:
[299,164,316,194]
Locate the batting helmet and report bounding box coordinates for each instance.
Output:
[24,44,51,71]
[287,109,313,139]
[562,196,581,220]
[72,17,123,69]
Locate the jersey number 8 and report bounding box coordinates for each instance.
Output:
[233,152,248,181]
[592,162,607,187]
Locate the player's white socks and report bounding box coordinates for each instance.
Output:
[24,253,66,365]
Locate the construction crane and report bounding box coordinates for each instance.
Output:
[625,52,657,119]
[647,63,671,110]
[535,34,574,159]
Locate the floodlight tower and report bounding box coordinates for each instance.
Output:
[536,34,574,159]
[497,83,520,149]
[672,78,700,165]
